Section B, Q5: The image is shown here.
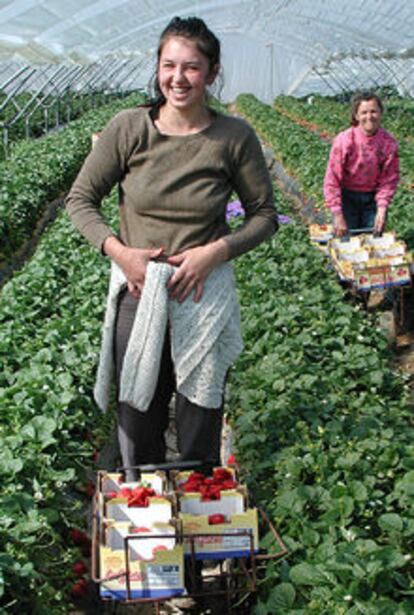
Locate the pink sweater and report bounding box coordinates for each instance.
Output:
[324,125,399,214]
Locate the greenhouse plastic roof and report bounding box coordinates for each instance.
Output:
[0,0,413,100]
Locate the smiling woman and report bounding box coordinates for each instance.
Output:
[156,37,218,129]
[323,91,400,237]
[65,16,278,480]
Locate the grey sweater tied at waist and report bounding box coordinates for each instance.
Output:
[94,260,243,412]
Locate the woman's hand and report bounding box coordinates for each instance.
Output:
[374,208,387,235]
[103,236,164,299]
[333,212,348,238]
[167,239,228,303]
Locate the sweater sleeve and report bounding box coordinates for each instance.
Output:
[375,139,400,209]
[65,111,134,251]
[323,133,346,214]
[222,123,278,260]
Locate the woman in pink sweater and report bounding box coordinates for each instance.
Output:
[324,92,399,237]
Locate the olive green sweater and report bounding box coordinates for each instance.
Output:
[66,106,278,259]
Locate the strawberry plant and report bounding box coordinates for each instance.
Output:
[0,91,412,613]
[0,91,145,266]
[228,190,414,613]
[0,90,130,160]
[0,189,120,612]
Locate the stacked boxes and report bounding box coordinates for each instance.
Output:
[97,471,184,600]
[173,468,259,560]
[309,223,334,245]
[95,467,260,598]
[328,233,412,290]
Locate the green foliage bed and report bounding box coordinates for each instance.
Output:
[0,91,413,613]
[0,91,145,265]
[229,202,413,613]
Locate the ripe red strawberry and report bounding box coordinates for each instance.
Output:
[118,487,132,498]
[213,468,233,482]
[208,514,226,525]
[127,487,156,507]
[71,578,89,599]
[72,560,88,576]
[69,529,89,546]
[105,491,118,499]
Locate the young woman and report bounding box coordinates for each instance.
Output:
[66,17,278,479]
[324,91,399,237]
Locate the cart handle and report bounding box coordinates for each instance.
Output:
[339,227,382,241]
[116,459,213,473]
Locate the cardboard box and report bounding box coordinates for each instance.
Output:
[104,521,177,561]
[179,509,259,559]
[329,232,412,290]
[99,470,167,495]
[309,224,334,244]
[104,495,173,526]
[363,232,396,247]
[175,485,258,559]
[99,544,185,600]
[178,487,246,517]
[329,236,364,252]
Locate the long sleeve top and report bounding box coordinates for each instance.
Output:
[65,106,278,260]
[323,125,399,215]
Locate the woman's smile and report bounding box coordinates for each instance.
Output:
[158,36,212,111]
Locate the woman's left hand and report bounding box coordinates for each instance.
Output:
[167,240,228,303]
[374,208,387,235]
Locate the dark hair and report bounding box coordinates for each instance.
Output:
[350,91,383,126]
[148,16,221,108]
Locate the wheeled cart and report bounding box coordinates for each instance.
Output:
[91,461,287,614]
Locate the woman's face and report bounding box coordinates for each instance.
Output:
[158,36,216,112]
[355,99,382,136]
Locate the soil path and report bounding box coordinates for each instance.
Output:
[0,193,65,289]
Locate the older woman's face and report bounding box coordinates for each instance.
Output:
[355,99,382,135]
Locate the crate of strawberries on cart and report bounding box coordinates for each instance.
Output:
[91,461,287,605]
[309,225,413,290]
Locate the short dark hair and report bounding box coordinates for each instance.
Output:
[350,91,383,126]
[149,16,221,108]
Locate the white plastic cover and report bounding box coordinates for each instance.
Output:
[0,0,412,100]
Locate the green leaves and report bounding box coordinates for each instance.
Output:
[0,167,118,610]
[227,176,413,610]
[290,562,333,586]
[0,91,145,263]
[378,513,404,533]
[20,416,57,450]
[267,583,296,610]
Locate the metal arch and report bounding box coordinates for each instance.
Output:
[9,64,67,134]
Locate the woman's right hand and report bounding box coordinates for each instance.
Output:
[103,236,164,299]
[333,212,348,238]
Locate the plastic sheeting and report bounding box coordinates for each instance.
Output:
[0,0,412,100]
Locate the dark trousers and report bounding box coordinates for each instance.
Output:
[341,188,377,232]
[113,289,223,479]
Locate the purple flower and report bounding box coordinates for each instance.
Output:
[277,214,292,224]
[226,201,292,225]
[226,200,244,221]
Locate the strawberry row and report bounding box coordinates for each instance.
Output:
[0,188,119,612]
[227,190,413,612]
[0,91,144,265]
